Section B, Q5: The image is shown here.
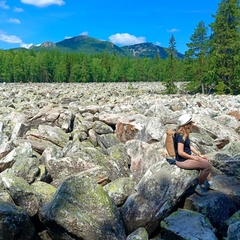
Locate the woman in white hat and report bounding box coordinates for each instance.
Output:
[174,114,216,196]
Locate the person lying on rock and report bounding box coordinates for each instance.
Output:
[174,114,218,196]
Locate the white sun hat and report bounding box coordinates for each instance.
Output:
[177,114,193,127]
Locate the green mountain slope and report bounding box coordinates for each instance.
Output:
[18,35,184,59]
[56,35,129,56]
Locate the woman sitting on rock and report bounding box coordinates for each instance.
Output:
[174,114,217,196]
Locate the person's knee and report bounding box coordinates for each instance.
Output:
[200,159,211,170]
[206,162,212,171]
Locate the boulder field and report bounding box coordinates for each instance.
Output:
[0,82,240,240]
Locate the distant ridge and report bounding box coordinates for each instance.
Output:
[55,35,128,56]
[122,42,184,59]
[25,35,184,59]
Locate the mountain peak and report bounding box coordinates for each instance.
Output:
[40,41,56,48]
[122,42,184,59]
[26,35,184,59]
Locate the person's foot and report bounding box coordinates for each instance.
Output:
[195,184,207,196]
[191,178,199,187]
[203,180,210,189]
[204,180,219,191]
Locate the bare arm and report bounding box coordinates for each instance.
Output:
[190,145,207,159]
[190,146,199,156]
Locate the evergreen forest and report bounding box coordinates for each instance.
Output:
[0,0,239,95]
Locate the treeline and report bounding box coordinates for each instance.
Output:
[0,49,183,84]
[0,50,186,83]
[0,0,239,95]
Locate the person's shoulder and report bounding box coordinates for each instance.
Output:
[175,132,183,137]
[175,132,183,140]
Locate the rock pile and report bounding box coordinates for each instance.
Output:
[0,82,240,240]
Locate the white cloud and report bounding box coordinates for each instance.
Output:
[14,6,24,12]
[167,29,180,33]
[9,18,21,24]
[0,0,9,9]
[0,32,33,48]
[0,33,22,43]
[109,33,146,46]
[21,0,65,7]
[156,41,161,46]
[21,43,33,49]
[64,36,72,39]
[80,31,88,36]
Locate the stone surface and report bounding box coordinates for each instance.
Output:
[160,209,218,240]
[1,82,240,239]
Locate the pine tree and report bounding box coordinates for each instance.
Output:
[210,0,240,94]
[164,34,178,94]
[185,21,210,94]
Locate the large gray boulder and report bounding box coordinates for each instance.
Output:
[124,140,165,180]
[31,181,57,207]
[126,227,149,240]
[0,142,33,173]
[210,142,240,180]
[0,172,40,217]
[227,221,240,240]
[0,201,37,240]
[121,160,198,235]
[39,171,126,240]
[26,125,70,154]
[221,210,240,238]
[160,209,218,240]
[184,191,238,230]
[103,177,136,206]
[27,106,74,132]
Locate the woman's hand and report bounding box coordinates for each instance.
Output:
[191,155,208,161]
[191,155,201,161]
[199,154,207,159]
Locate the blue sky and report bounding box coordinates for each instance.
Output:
[0,0,220,54]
